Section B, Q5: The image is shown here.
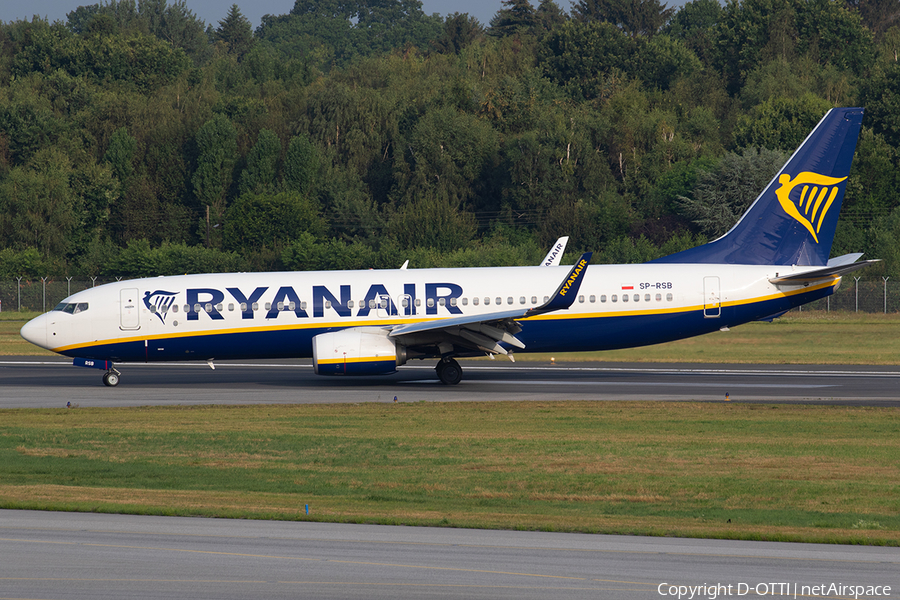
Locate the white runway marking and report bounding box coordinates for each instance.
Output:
[399,379,836,388]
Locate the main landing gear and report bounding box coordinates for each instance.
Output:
[435,357,462,385]
[102,368,121,387]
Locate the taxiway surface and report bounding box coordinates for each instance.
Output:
[1,510,897,600]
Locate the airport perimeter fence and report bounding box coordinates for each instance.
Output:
[0,276,898,314]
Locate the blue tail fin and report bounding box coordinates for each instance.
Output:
[653,107,864,266]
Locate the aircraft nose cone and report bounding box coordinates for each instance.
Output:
[20,315,48,349]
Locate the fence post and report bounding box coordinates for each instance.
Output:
[884,277,890,314]
[41,277,49,313]
[854,277,861,312]
[66,276,72,297]
[16,277,22,312]
[827,296,830,312]
[90,276,97,288]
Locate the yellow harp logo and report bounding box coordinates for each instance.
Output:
[775,172,847,243]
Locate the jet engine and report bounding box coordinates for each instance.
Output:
[312,327,407,376]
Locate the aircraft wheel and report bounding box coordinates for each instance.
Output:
[103,372,120,387]
[436,358,462,385]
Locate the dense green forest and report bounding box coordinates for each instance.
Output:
[1,0,899,279]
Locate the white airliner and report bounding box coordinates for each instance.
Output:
[21,108,875,386]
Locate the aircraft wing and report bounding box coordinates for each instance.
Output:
[388,252,592,357]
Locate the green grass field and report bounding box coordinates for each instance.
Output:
[2,310,899,544]
[1,402,898,545]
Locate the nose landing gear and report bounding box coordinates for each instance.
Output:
[102,368,121,387]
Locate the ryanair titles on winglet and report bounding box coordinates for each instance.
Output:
[144,282,465,324]
[558,258,588,297]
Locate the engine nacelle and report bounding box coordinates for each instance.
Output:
[312,327,407,376]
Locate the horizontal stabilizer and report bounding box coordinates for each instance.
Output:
[769,258,879,284]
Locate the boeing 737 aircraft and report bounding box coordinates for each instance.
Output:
[21,108,876,386]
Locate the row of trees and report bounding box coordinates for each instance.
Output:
[1,0,899,280]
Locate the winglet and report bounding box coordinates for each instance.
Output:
[540,236,569,266]
[528,252,592,316]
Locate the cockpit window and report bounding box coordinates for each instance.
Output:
[52,302,89,314]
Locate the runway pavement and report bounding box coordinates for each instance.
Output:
[1,510,897,600]
[1,357,900,408]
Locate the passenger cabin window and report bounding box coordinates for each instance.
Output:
[612,295,618,302]
[589,295,596,303]
[578,295,584,303]
[622,295,629,303]
[655,294,662,302]
[600,295,607,303]
[473,297,479,306]
[666,293,674,301]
